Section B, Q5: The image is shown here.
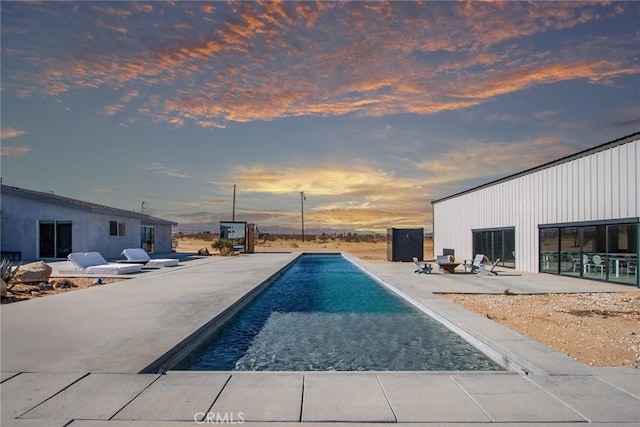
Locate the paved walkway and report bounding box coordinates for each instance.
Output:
[1,253,639,426]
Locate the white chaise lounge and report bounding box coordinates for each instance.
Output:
[66,252,143,275]
[121,248,179,268]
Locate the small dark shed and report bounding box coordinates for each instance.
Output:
[387,228,424,262]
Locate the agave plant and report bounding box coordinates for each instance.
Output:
[0,259,21,290]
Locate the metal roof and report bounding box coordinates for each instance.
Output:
[431,131,640,205]
[1,184,176,226]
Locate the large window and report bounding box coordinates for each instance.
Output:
[472,227,515,268]
[39,220,72,259]
[539,220,638,286]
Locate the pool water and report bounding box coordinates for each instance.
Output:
[173,254,503,371]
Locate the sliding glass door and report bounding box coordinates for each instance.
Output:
[39,220,72,259]
[472,228,515,268]
[141,226,155,253]
[539,221,638,286]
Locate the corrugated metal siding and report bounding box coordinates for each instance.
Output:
[433,138,639,273]
[386,228,424,262]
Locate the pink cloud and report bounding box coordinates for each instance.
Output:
[3,1,637,127]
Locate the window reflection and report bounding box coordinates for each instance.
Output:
[540,228,559,274]
[220,222,247,253]
[540,222,638,286]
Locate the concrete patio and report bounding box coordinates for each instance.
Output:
[1,253,639,426]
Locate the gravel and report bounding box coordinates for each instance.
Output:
[441,291,640,369]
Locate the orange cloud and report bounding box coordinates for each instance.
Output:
[230,162,431,231]
[3,1,637,127]
[1,128,25,139]
[450,61,636,100]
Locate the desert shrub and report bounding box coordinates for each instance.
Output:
[211,239,235,255]
[261,233,277,242]
[0,259,21,290]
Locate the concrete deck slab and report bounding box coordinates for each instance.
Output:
[0,372,86,419]
[1,372,20,382]
[594,371,640,398]
[65,422,640,427]
[1,420,71,427]
[376,372,491,422]
[21,373,159,420]
[451,373,586,422]
[302,373,396,422]
[528,374,640,423]
[2,253,639,425]
[356,258,630,375]
[211,372,303,422]
[1,254,298,373]
[113,372,230,421]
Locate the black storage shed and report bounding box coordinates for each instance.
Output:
[387,228,424,262]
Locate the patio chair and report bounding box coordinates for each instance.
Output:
[479,258,501,276]
[590,254,606,276]
[627,261,637,278]
[66,252,143,275]
[468,254,485,274]
[121,248,179,268]
[413,257,432,274]
[571,254,590,274]
[470,254,501,276]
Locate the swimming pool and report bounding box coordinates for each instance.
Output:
[172,254,503,371]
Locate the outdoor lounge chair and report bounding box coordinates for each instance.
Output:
[66,252,143,275]
[413,257,432,274]
[121,248,179,268]
[469,254,500,276]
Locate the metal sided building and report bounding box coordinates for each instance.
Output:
[431,132,639,287]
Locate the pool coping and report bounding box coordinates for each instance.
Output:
[2,252,639,425]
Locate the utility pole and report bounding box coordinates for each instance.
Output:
[232,184,236,222]
[300,191,306,242]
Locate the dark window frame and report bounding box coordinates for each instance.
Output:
[109,220,126,237]
[538,218,639,287]
[471,226,516,268]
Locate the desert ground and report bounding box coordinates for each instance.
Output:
[3,235,638,369]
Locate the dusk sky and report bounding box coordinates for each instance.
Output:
[1,1,639,233]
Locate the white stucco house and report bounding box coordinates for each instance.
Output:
[432,132,639,287]
[1,185,176,261]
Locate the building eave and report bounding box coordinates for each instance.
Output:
[1,184,176,226]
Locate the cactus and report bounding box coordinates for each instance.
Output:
[0,259,21,290]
